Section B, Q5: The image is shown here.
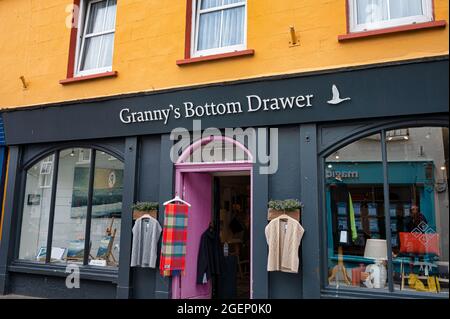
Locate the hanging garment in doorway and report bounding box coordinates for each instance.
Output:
[159,203,189,277]
[265,215,305,273]
[131,215,162,268]
[196,225,224,284]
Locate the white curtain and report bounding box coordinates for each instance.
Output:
[389,0,423,19]
[81,36,102,70]
[81,0,116,71]
[357,0,423,24]
[87,0,107,34]
[201,0,221,10]
[98,33,115,68]
[221,6,245,47]
[356,0,388,24]
[197,0,245,51]
[198,11,221,50]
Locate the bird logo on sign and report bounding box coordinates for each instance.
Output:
[327,84,351,105]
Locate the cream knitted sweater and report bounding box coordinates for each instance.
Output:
[265,215,305,273]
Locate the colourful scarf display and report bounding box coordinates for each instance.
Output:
[159,203,189,277]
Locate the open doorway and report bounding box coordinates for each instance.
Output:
[172,169,252,300]
[171,135,254,299]
[212,173,251,299]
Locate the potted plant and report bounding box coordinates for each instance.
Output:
[132,201,159,220]
[267,199,302,221]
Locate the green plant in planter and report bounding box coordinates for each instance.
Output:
[132,201,159,211]
[268,199,302,211]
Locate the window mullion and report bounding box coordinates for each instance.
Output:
[386,0,391,20]
[381,130,394,293]
[83,149,96,266]
[45,151,60,264]
[219,8,224,47]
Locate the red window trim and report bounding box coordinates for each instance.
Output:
[66,0,81,79]
[340,0,446,42]
[176,49,255,66]
[338,20,447,41]
[179,0,254,65]
[184,0,194,60]
[59,71,118,85]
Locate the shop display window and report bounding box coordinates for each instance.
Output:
[18,148,123,268]
[325,127,449,296]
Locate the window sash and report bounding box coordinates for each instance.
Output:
[349,0,433,33]
[76,0,116,76]
[193,0,247,57]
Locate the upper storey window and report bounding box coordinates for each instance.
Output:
[193,0,247,57]
[76,0,117,76]
[349,0,433,33]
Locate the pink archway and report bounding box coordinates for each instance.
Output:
[176,135,254,165]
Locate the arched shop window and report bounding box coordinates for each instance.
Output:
[18,148,123,268]
[325,127,448,296]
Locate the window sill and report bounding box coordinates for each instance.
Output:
[338,20,447,42]
[59,71,118,85]
[176,49,255,66]
[9,261,118,283]
[321,287,448,299]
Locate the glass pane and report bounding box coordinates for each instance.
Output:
[197,11,221,50]
[98,33,114,68]
[104,0,117,30]
[389,0,423,19]
[221,6,245,47]
[201,0,222,10]
[223,0,245,5]
[86,0,108,34]
[356,0,389,24]
[88,151,123,267]
[186,139,250,163]
[80,35,102,71]
[18,155,54,262]
[387,127,449,295]
[51,148,91,265]
[326,134,389,291]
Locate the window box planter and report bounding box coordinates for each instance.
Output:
[267,199,302,221]
[132,202,159,220]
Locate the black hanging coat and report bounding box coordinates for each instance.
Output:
[196,228,223,285]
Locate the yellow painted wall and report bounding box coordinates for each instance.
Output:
[0,0,448,109]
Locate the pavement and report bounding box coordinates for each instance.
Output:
[0,294,42,299]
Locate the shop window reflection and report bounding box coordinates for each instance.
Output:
[18,148,123,269]
[88,151,123,267]
[18,155,54,262]
[326,134,389,290]
[387,127,448,295]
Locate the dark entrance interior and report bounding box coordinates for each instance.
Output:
[211,174,251,299]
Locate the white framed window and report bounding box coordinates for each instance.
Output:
[75,0,117,76]
[192,0,247,57]
[38,156,54,189]
[348,0,433,33]
[77,149,92,164]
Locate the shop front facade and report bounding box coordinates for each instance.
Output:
[0,56,448,299]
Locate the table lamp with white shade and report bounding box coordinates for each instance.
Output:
[363,239,388,288]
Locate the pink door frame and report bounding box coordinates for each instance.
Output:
[171,136,254,299]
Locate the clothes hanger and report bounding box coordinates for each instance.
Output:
[278,213,290,221]
[163,194,192,207]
